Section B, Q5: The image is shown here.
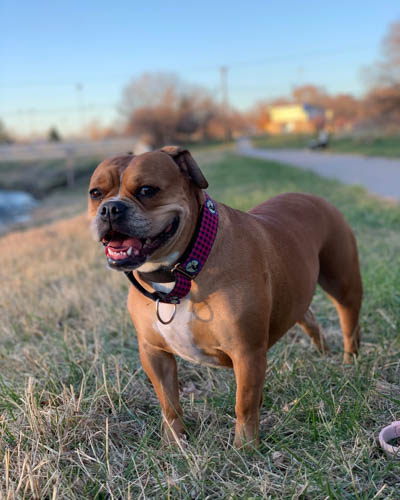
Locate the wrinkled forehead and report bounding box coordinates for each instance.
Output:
[90,154,133,187]
[90,151,181,188]
[121,152,179,185]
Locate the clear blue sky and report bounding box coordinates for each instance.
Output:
[1,0,399,137]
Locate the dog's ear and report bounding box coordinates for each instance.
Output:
[160,146,208,189]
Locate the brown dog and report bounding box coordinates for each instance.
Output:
[88,146,362,447]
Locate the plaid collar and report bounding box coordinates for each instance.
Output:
[124,193,218,304]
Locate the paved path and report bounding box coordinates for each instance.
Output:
[237,139,400,201]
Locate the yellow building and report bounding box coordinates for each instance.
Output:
[265,103,327,134]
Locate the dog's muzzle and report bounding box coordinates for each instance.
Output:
[95,200,180,271]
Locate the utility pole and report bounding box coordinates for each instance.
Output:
[220,66,231,141]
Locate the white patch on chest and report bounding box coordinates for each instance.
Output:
[139,251,180,273]
[153,294,220,367]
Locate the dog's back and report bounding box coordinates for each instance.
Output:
[249,192,362,361]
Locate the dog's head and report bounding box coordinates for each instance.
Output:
[88,146,208,272]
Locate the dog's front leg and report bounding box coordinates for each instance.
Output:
[138,340,185,443]
[232,348,267,448]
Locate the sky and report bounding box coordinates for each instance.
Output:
[1,0,400,137]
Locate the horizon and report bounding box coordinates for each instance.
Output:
[1,0,400,138]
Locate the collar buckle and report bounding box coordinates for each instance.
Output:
[171,263,195,280]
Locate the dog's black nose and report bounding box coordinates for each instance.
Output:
[100,200,127,221]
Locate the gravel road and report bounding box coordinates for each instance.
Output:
[237,139,400,201]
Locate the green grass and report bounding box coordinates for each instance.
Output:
[252,134,400,158]
[0,151,399,498]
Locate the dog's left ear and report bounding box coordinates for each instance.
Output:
[160,146,208,189]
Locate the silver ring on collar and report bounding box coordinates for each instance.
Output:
[156,299,177,325]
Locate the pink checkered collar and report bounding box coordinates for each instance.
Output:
[124,193,218,305]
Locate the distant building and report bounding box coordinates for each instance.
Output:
[264,103,330,134]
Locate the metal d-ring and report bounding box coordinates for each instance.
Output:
[156,299,177,325]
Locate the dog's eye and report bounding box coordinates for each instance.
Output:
[89,188,103,200]
[136,186,160,198]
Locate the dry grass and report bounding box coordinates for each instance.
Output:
[0,152,400,498]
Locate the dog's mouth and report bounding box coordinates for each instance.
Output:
[102,216,180,270]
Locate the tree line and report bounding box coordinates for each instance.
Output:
[1,20,400,144]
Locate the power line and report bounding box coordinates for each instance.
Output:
[0,82,301,116]
[218,45,373,70]
[0,75,134,89]
[0,83,284,116]
[1,103,117,116]
[0,45,374,89]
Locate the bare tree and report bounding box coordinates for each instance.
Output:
[362,20,400,129]
[380,20,400,84]
[119,73,223,147]
[119,73,182,118]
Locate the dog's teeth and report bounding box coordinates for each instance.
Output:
[127,247,133,256]
[133,249,140,256]
[145,238,151,245]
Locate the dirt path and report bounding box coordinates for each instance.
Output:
[237,138,400,201]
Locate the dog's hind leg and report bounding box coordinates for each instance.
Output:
[327,293,361,363]
[297,308,329,353]
[318,231,363,363]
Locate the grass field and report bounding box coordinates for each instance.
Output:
[0,151,400,498]
[252,134,400,158]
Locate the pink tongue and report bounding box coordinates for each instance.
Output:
[108,236,142,250]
